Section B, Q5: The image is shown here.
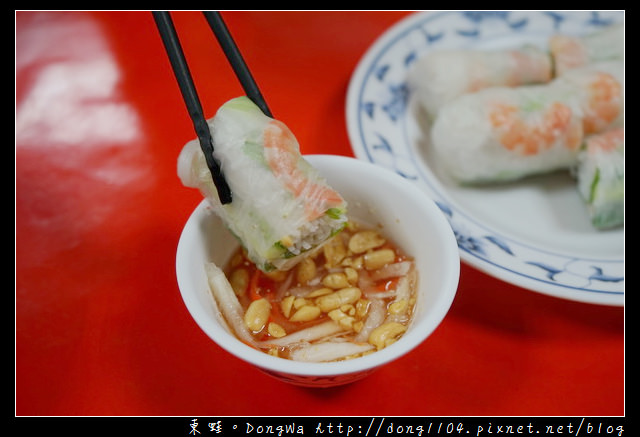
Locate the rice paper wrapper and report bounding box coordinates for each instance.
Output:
[575,128,624,229]
[550,23,624,76]
[430,80,585,183]
[178,96,347,271]
[556,61,624,135]
[430,61,623,184]
[408,45,552,120]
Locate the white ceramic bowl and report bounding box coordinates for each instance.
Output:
[176,154,460,387]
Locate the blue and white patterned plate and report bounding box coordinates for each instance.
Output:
[346,11,624,306]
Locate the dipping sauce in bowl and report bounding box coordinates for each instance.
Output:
[221,220,418,362]
[176,154,460,387]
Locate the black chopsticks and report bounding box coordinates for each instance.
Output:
[153,11,232,204]
[203,11,272,118]
[154,11,275,204]
[155,11,270,206]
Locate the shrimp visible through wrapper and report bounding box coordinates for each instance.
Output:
[489,101,583,156]
[586,126,624,154]
[263,119,344,221]
[549,35,588,74]
[582,72,623,134]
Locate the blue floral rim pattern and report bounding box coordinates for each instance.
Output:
[346,11,624,306]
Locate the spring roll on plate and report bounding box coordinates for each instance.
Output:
[407,45,552,120]
[178,96,348,272]
[574,128,624,229]
[430,62,623,184]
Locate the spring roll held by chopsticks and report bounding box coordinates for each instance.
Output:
[178,96,348,272]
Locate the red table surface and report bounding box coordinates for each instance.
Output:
[15,11,624,417]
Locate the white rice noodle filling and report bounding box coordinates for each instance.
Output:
[287,214,347,257]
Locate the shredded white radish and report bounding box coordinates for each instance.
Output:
[363,290,396,299]
[274,270,295,300]
[289,340,374,362]
[357,269,374,292]
[385,268,418,324]
[354,298,386,342]
[370,261,413,281]
[258,321,344,347]
[393,269,415,303]
[284,285,314,298]
[205,262,256,346]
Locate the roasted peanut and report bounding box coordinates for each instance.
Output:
[340,304,356,316]
[322,272,350,289]
[229,268,249,296]
[328,309,356,330]
[348,230,386,254]
[316,287,362,312]
[244,298,271,332]
[296,257,317,285]
[264,269,287,282]
[344,267,358,285]
[293,297,311,309]
[341,255,364,269]
[388,299,408,315]
[355,299,370,318]
[368,322,407,350]
[364,248,395,270]
[323,236,347,268]
[289,305,321,322]
[352,320,364,333]
[306,287,333,298]
[281,295,295,318]
[268,322,287,338]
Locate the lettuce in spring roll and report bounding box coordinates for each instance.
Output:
[178,96,348,272]
[574,128,624,229]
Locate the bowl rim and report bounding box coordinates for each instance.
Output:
[176,154,460,377]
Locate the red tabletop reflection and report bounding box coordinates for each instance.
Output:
[15,11,624,417]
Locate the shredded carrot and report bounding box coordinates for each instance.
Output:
[249,268,262,301]
[375,278,400,292]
